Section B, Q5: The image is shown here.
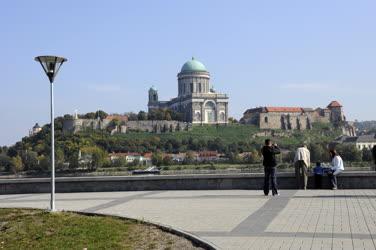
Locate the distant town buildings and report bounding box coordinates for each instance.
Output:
[109,152,152,165]
[148,58,229,124]
[333,134,376,150]
[241,101,356,136]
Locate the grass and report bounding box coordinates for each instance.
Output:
[85,124,261,144]
[0,208,202,250]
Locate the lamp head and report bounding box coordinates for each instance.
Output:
[35,56,67,83]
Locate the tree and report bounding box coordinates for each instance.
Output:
[128,112,138,121]
[112,157,127,168]
[362,148,373,162]
[81,146,108,170]
[244,149,261,164]
[0,154,12,172]
[372,146,376,165]
[37,155,50,171]
[7,147,18,158]
[162,155,173,165]
[155,110,164,120]
[228,117,238,124]
[63,114,73,119]
[111,118,121,127]
[152,152,163,167]
[170,110,184,121]
[95,110,108,120]
[56,148,65,170]
[20,150,38,171]
[309,143,329,163]
[184,151,195,164]
[137,111,148,121]
[11,156,23,174]
[84,112,96,119]
[336,144,362,162]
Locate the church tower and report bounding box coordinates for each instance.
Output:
[148,86,159,112]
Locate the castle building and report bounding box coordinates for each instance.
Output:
[148,58,229,124]
[241,101,351,132]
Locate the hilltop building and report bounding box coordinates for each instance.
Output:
[148,57,229,124]
[241,101,355,135]
[29,123,42,136]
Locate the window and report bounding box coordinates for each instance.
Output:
[204,102,216,123]
[199,83,202,92]
[190,83,193,93]
[220,112,225,121]
[264,117,268,123]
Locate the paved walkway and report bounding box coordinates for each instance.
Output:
[1,190,376,250]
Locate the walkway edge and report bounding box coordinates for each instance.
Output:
[72,210,220,250]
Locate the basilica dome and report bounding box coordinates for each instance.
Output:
[180,57,207,73]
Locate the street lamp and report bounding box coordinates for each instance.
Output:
[35,55,67,211]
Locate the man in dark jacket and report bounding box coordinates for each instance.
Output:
[261,139,281,196]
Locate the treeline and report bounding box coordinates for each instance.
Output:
[127,109,184,121]
[1,116,375,174]
[67,109,185,122]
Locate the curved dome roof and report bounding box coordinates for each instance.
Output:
[180,57,207,73]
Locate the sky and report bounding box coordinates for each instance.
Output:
[1,0,376,145]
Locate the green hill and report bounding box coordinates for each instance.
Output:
[0,121,343,174]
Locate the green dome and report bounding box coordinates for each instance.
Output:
[180,57,207,73]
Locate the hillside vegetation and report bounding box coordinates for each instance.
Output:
[0,119,352,175]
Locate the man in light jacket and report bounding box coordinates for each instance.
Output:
[294,145,310,190]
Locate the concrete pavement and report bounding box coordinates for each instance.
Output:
[1,189,376,250]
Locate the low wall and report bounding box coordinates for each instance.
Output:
[0,172,375,194]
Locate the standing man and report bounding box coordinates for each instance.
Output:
[372,145,376,171]
[261,139,281,196]
[294,144,310,190]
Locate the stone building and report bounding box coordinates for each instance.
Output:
[332,134,376,150]
[148,57,229,124]
[29,123,42,136]
[63,116,189,134]
[241,101,349,131]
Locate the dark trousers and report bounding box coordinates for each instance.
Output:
[314,174,323,189]
[264,166,278,195]
[327,172,337,188]
[295,161,308,189]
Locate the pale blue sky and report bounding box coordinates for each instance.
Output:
[1,0,375,145]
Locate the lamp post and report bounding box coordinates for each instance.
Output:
[35,56,67,212]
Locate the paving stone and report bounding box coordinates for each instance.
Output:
[1,189,376,249]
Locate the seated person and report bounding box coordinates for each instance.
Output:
[326,149,344,190]
[313,162,324,189]
[313,162,324,175]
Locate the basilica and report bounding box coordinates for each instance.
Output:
[148,58,229,124]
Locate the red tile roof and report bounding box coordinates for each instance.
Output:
[106,115,128,122]
[327,101,342,108]
[265,107,303,113]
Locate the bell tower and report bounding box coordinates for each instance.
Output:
[148,86,159,111]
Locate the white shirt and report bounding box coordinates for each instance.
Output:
[294,147,310,167]
[331,155,344,171]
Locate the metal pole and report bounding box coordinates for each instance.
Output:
[50,81,55,211]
